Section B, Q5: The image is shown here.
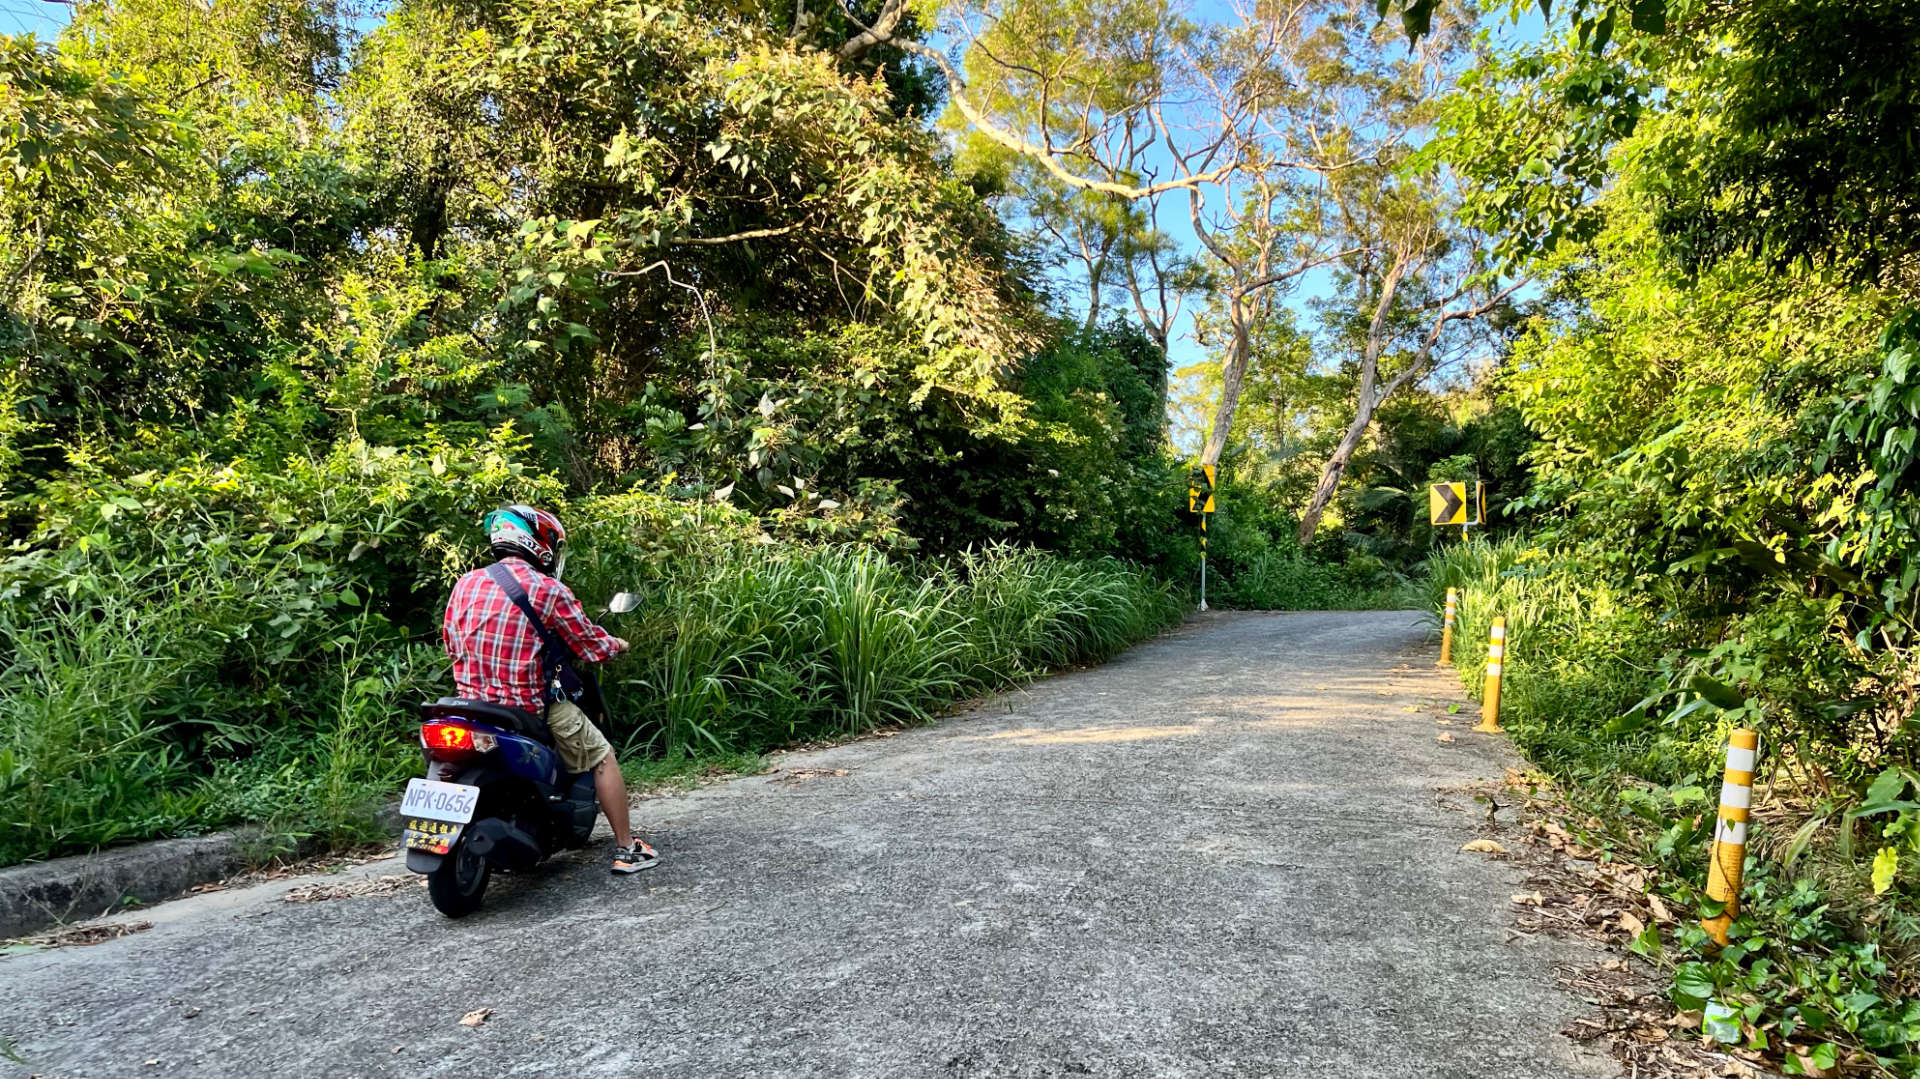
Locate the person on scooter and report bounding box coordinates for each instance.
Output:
[441,505,659,875]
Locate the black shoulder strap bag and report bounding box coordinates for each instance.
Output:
[483,562,590,713]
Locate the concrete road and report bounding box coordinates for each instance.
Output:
[2,611,1616,1079]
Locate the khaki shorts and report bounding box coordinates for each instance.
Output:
[547,699,614,773]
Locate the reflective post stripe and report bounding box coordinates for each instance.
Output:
[1198,514,1208,612]
[1473,617,1506,733]
[1439,588,1457,666]
[1703,728,1760,946]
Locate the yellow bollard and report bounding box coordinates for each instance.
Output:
[1473,617,1505,733]
[1703,728,1759,946]
[1439,588,1457,666]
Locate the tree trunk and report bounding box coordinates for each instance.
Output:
[1198,295,1254,466]
[1295,394,1377,547]
[1294,253,1410,547]
[1082,248,1108,332]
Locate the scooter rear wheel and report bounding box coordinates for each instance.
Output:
[427,840,491,918]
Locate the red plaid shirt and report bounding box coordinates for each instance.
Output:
[442,559,626,711]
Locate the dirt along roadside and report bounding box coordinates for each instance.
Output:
[1,610,1621,1078]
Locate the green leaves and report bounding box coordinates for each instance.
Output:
[1392,0,1439,41]
[1628,0,1665,35]
[1687,674,1746,711]
[1673,962,1716,1009]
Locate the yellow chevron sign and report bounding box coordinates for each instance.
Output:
[1429,482,1469,526]
[1188,464,1216,514]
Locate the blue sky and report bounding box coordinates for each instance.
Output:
[1,1,67,37]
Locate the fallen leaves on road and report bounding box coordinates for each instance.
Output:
[283,874,420,904]
[1558,960,1761,1078]
[1436,732,1456,743]
[459,1008,493,1028]
[1470,770,1775,1079]
[1460,839,1508,855]
[1787,1046,1838,1078]
[210,843,397,894]
[1647,894,1675,924]
[6,920,153,950]
[769,767,851,785]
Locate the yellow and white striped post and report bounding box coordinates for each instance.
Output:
[1703,728,1759,946]
[1439,588,1458,666]
[1473,617,1505,733]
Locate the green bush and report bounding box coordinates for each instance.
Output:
[601,543,1181,760]
[1424,538,1694,778]
[1427,537,1920,1074]
[1213,548,1421,611]
[0,473,1181,865]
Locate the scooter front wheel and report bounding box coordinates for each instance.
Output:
[427,838,491,918]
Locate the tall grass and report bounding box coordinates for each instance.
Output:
[0,539,1181,866]
[0,590,204,858]
[1216,548,1424,610]
[613,544,1182,758]
[1423,538,1706,781]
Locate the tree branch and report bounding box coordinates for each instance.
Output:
[832,0,1234,199]
[1380,275,1529,399]
[607,260,719,359]
[836,0,908,60]
[1230,245,1367,300]
[671,224,798,246]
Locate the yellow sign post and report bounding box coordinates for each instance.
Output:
[1188,464,1216,514]
[1189,464,1216,610]
[1703,729,1759,945]
[1474,616,1506,733]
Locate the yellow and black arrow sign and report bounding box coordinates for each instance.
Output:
[1429,482,1469,526]
[1188,463,1216,514]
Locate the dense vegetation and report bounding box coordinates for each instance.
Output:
[14,0,1920,1070]
[0,0,1202,867]
[1397,3,1920,1072]
[0,0,1389,869]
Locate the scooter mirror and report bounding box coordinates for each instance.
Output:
[606,592,642,615]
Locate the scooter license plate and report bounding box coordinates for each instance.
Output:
[402,819,465,856]
[399,778,481,824]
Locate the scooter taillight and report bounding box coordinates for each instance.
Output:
[420,722,497,757]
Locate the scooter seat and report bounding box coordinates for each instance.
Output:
[422,698,552,743]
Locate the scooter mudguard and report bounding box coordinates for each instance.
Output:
[406,848,446,873]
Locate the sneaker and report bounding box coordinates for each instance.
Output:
[611,841,659,875]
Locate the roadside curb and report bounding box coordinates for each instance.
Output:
[1,810,406,939]
[0,831,263,938]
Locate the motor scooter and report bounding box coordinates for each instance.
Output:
[398,592,640,917]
